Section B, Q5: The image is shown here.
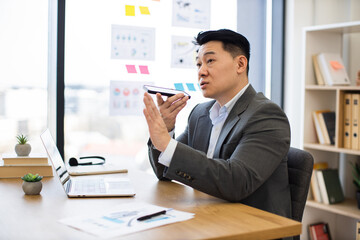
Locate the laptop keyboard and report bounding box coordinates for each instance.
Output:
[72,178,106,193]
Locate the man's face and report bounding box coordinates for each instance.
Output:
[196,41,245,105]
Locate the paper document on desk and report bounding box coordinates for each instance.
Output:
[58,202,194,238]
[68,163,128,176]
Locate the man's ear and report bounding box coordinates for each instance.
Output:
[236,55,247,74]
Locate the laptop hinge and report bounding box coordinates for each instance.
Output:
[65,178,72,193]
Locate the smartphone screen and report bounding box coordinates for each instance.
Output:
[143,85,191,99]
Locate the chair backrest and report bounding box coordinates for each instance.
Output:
[287,147,314,223]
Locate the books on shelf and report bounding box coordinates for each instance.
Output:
[341,92,360,150]
[310,162,328,203]
[312,54,325,85]
[309,222,331,240]
[321,111,336,145]
[316,168,344,204]
[312,110,335,145]
[352,94,360,150]
[316,52,350,86]
[344,93,352,149]
[0,154,53,178]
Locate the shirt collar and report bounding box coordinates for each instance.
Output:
[209,83,250,124]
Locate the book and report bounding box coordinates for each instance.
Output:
[352,94,360,150]
[344,93,352,149]
[313,110,331,144]
[316,169,344,204]
[316,111,331,145]
[310,162,329,203]
[317,52,350,86]
[1,154,48,165]
[309,222,331,240]
[321,111,336,145]
[356,221,360,240]
[0,160,53,178]
[312,54,325,85]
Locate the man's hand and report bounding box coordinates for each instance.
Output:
[143,92,189,152]
[143,93,170,152]
[156,92,189,131]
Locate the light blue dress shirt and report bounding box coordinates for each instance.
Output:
[159,83,250,166]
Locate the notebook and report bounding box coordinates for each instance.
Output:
[40,129,136,198]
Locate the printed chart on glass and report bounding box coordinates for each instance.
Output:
[111,25,155,60]
[109,81,151,116]
[172,0,211,29]
[171,36,197,69]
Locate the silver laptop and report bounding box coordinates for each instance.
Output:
[40,129,136,197]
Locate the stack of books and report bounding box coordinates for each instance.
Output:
[312,110,336,145]
[343,93,360,150]
[309,222,331,240]
[310,162,344,205]
[312,52,350,86]
[0,154,53,178]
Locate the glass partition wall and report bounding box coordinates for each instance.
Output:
[64,0,237,170]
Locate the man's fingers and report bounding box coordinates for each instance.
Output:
[143,93,160,120]
[169,101,187,117]
[156,93,164,106]
[168,96,189,113]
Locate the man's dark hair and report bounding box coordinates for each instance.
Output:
[194,29,250,74]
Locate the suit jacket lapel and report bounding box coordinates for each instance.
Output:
[213,85,256,158]
[193,114,212,153]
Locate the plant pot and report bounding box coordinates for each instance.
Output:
[15,144,31,156]
[22,181,42,195]
[357,191,360,209]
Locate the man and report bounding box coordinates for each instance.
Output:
[143,29,291,218]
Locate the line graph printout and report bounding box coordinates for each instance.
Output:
[171,36,197,69]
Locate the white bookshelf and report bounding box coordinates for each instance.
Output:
[301,21,360,239]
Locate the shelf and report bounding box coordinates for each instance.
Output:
[304,21,360,34]
[305,85,360,91]
[306,199,360,219]
[303,143,360,156]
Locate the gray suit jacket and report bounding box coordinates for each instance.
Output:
[148,85,291,218]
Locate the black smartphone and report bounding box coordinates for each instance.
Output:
[143,85,191,99]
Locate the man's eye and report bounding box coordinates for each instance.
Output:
[207,59,214,64]
[196,63,201,68]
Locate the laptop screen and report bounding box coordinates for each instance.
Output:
[40,129,70,185]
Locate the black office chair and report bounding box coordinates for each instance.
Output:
[287,147,314,240]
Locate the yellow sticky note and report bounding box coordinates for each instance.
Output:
[125,5,135,16]
[139,6,150,15]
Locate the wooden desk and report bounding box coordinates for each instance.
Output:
[0,169,301,239]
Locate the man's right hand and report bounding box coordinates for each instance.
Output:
[156,92,189,131]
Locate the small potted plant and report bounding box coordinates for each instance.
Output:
[15,134,31,156]
[350,161,360,209]
[21,173,43,195]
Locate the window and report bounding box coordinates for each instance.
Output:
[0,0,49,154]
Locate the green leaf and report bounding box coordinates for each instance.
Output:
[16,134,28,144]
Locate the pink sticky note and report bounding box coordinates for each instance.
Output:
[139,65,150,74]
[126,65,137,73]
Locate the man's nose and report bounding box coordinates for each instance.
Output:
[198,65,207,77]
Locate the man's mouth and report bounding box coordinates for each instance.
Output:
[199,80,208,86]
